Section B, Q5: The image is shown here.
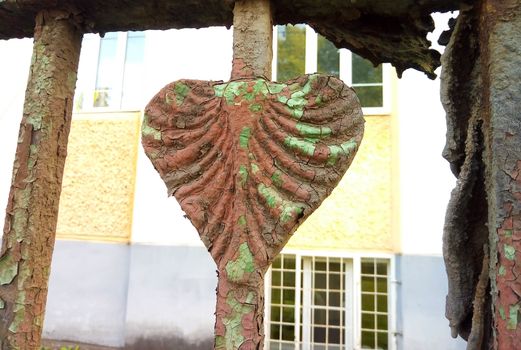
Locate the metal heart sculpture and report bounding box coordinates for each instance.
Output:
[142,73,363,349]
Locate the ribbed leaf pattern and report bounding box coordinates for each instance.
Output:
[142,74,364,269]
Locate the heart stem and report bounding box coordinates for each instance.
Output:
[214,267,266,350]
[231,0,273,80]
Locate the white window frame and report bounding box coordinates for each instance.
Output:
[74,32,144,113]
[272,26,392,116]
[264,249,397,350]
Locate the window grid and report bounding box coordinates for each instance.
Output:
[273,25,390,115]
[270,254,297,349]
[267,254,391,350]
[360,258,389,350]
[308,256,347,349]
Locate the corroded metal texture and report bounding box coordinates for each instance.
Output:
[441,0,521,348]
[0,0,467,78]
[0,8,82,349]
[142,74,364,348]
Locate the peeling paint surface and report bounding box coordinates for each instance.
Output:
[142,73,363,349]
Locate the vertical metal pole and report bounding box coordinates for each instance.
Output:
[0,8,82,349]
[480,0,521,347]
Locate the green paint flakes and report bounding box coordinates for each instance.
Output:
[237,215,247,228]
[225,243,255,283]
[249,103,262,113]
[215,335,225,349]
[277,95,289,104]
[499,265,506,276]
[8,293,26,333]
[238,165,248,188]
[268,83,285,94]
[258,184,303,223]
[500,306,506,320]
[504,244,516,260]
[284,136,316,157]
[271,170,283,187]
[341,140,358,154]
[280,204,303,223]
[173,82,190,105]
[141,115,161,141]
[251,163,260,174]
[214,84,226,97]
[0,298,4,309]
[258,183,283,209]
[504,229,513,237]
[507,304,520,330]
[327,140,359,166]
[222,292,255,350]
[239,127,251,149]
[296,122,331,138]
[0,253,18,285]
[315,95,323,105]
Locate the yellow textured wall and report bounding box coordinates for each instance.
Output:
[56,112,140,242]
[287,115,394,252]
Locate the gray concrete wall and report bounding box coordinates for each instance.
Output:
[44,240,130,347]
[43,240,216,348]
[396,254,467,350]
[124,244,216,348]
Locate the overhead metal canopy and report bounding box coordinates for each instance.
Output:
[0,0,466,78]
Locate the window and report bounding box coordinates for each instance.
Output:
[273,25,391,115]
[266,253,393,350]
[74,31,146,111]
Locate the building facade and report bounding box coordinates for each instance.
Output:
[0,17,466,350]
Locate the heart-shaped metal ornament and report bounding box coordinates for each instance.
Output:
[141,1,364,349]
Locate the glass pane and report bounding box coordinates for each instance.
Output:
[317,34,339,77]
[315,273,327,289]
[353,86,383,108]
[362,312,375,329]
[376,262,387,276]
[315,261,327,271]
[329,273,341,289]
[329,310,341,327]
[272,271,281,286]
[329,291,341,307]
[352,53,382,84]
[283,271,295,287]
[282,307,295,323]
[313,327,327,343]
[121,31,145,108]
[361,331,376,348]
[281,325,295,341]
[314,308,327,325]
[377,314,388,330]
[377,332,389,350]
[270,324,280,340]
[361,261,374,275]
[377,295,387,313]
[329,327,341,344]
[314,291,327,306]
[272,256,282,269]
[329,261,341,272]
[283,289,295,305]
[272,288,281,304]
[361,276,374,292]
[362,294,375,312]
[284,256,296,270]
[277,25,306,81]
[271,306,281,322]
[376,277,387,293]
[94,32,119,107]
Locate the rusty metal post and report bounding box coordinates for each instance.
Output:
[0,8,82,349]
[479,0,521,348]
